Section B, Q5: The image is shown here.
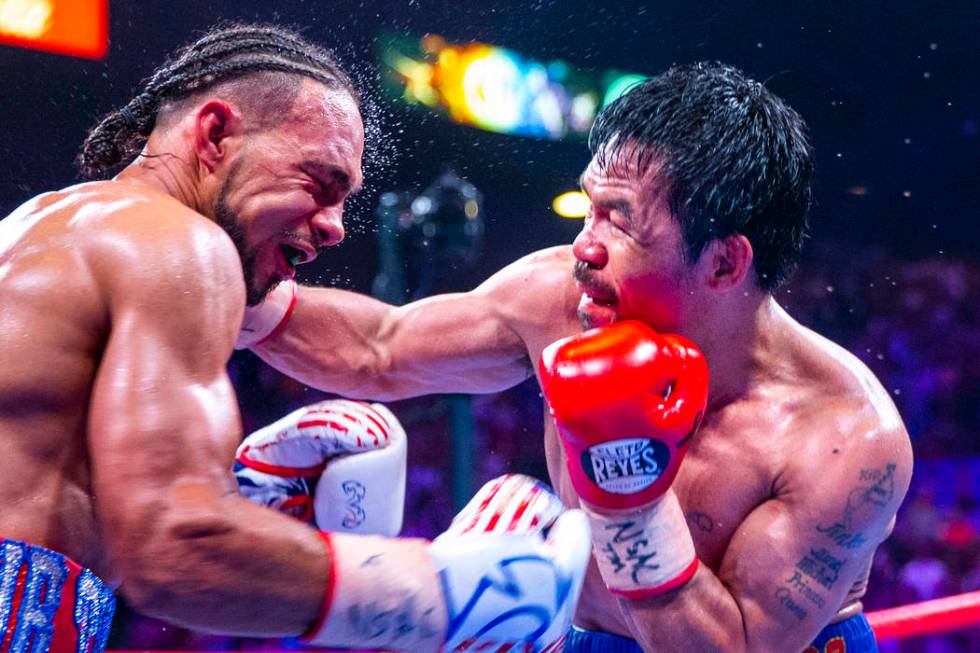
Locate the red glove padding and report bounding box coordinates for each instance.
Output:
[539,320,708,512]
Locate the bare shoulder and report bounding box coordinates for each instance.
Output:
[66,181,245,338]
[778,322,913,540]
[66,182,238,273]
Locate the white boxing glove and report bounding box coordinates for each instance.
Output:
[304,499,591,652]
[432,474,579,652]
[313,408,406,535]
[234,399,406,536]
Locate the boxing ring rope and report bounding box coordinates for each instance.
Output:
[866,590,980,641]
[105,591,980,652]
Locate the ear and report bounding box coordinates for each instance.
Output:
[193,100,241,173]
[698,234,754,291]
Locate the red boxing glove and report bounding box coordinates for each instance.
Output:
[539,320,708,598]
[539,320,707,510]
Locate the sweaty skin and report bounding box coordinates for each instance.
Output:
[254,231,912,648]
[0,182,334,634]
[0,75,438,639]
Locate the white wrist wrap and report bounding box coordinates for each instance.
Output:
[304,533,447,653]
[235,280,297,349]
[587,492,698,599]
[314,404,407,536]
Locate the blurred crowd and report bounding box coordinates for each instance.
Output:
[107,245,980,651]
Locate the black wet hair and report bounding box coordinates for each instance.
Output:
[589,61,814,291]
[77,22,358,179]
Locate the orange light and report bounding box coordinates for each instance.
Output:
[0,0,107,60]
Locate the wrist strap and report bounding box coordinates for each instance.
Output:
[303,532,447,652]
[235,280,297,350]
[587,492,698,599]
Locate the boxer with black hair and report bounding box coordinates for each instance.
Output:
[245,62,913,652]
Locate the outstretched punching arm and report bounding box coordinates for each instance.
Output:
[243,246,578,400]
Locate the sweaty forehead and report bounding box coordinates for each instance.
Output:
[286,82,365,181]
[582,147,667,194]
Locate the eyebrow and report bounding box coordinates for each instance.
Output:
[303,160,363,195]
[577,173,634,225]
[603,199,634,225]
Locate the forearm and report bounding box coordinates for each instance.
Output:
[618,565,748,653]
[253,285,404,399]
[120,488,330,635]
[254,285,531,399]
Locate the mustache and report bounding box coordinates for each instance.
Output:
[572,260,616,296]
[279,230,323,253]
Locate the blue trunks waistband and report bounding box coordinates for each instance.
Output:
[564,612,878,652]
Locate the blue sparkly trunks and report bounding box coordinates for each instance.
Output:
[0,538,115,653]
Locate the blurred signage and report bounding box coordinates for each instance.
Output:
[380,32,646,140]
[0,0,107,60]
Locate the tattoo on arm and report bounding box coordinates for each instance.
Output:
[688,511,714,533]
[816,463,896,549]
[774,587,808,621]
[347,596,441,642]
[797,548,843,590]
[776,548,845,621]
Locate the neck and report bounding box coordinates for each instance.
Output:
[693,293,790,411]
[113,130,208,216]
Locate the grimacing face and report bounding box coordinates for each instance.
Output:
[214,82,365,306]
[572,150,697,332]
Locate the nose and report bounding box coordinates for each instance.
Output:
[572,221,608,269]
[310,206,345,248]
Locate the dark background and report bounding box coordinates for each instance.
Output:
[2,1,979,650]
[1,1,977,289]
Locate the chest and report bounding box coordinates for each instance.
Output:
[544,413,780,571]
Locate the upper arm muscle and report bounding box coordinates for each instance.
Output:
[718,427,910,651]
[84,209,245,568]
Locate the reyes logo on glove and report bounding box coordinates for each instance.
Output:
[582,438,670,494]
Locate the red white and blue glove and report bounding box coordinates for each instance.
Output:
[441,473,566,537]
[539,320,709,599]
[234,399,405,536]
[305,475,590,652]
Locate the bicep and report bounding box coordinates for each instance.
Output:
[380,290,532,393]
[719,459,907,651]
[88,321,240,527]
[86,225,244,563]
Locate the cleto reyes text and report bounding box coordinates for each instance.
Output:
[583,438,670,494]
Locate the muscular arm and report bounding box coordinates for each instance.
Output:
[253,246,577,399]
[616,416,912,652]
[86,211,328,635]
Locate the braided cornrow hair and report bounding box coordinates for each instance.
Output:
[77,23,358,179]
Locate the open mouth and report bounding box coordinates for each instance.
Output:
[579,284,617,307]
[280,243,310,268]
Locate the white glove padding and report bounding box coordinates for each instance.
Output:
[434,474,578,652]
[305,511,591,653]
[235,279,296,349]
[235,400,406,536]
[429,510,591,652]
[441,474,566,537]
[313,409,406,535]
